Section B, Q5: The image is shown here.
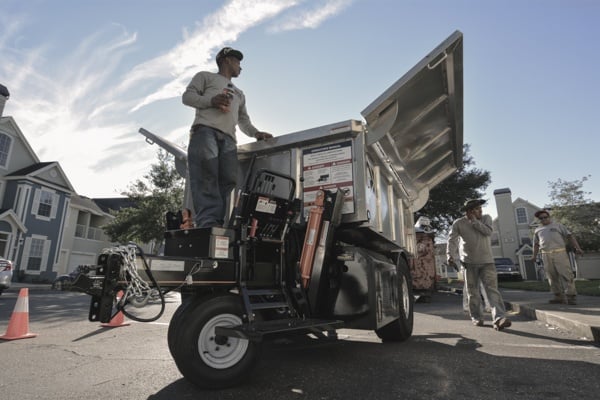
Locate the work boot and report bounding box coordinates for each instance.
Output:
[472,318,484,327]
[567,295,577,305]
[549,295,566,304]
[493,317,512,331]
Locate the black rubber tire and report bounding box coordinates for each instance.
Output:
[169,294,261,389]
[167,294,200,356]
[167,289,228,355]
[375,257,414,342]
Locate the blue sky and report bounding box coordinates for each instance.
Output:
[1,0,599,219]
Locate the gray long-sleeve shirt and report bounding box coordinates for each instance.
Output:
[182,71,259,140]
[446,214,494,264]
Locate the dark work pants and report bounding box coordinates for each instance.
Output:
[187,126,238,228]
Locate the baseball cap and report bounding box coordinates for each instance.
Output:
[216,47,243,63]
[462,199,486,211]
[534,209,550,218]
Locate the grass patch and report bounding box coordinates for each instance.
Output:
[498,280,600,296]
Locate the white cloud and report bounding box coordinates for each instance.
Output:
[127,0,299,112]
[268,0,353,32]
[0,21,150,195]
[0,0,346,197]
[0,13,27,50]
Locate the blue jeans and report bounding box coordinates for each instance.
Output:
[463,262,507,322]
[188,126,238,228]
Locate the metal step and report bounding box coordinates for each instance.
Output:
[245,288,285,296]
[248,301,289,310]
[242,286,292,313]
[215,318,344,341]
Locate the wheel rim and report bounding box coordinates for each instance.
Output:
[198,313,248,369]
[400,275,410,317]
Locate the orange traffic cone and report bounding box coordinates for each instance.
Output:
[1,288,37,340]
[101,291,130,328]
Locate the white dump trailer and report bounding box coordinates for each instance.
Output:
[75,30,463,389]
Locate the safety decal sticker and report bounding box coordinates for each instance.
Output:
[214,236,229,259]
[255,196,277,214]
[149,259,185,271]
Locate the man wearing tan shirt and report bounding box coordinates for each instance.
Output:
[532,209,583,305]
[447,199,511,330]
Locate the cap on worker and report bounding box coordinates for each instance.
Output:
[462,198,486,211]
[534,209,550,218]
[216,47,243,63]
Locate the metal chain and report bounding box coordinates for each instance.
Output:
[103,244,154,308]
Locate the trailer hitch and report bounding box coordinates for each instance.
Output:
[71,244,167,323]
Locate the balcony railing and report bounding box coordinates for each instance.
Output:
[75,224,107,241]
[75,224,86,238]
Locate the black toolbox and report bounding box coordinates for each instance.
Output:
[164,227,235,259]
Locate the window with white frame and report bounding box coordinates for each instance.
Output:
[515,207,528,224]
[0,232,8,258]
[27,238,45,271]
[32,188,59,220]
[0,132,12,168]
[38,191,53,217]
[13,185,30,221]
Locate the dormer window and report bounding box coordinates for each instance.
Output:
[0,132,12,168]
[515,207,528,224]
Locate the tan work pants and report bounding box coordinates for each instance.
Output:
[541,251,577,297]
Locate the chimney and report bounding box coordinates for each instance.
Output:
[493,188,519,260]
[0,84,9,117]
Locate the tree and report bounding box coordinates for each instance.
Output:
[548,175,592,206]
[546,175,600,251]
[103,150,185,252]
[415,144,491,234]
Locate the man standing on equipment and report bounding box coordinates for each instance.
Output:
[182,46,272,228]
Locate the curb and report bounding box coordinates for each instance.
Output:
[5,284,53,293]
[438,285,600,344]
[506,301,600,343]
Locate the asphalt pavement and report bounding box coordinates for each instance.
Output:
[437,281,600,343]
[6,280,600,344]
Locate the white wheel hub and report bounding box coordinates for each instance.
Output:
[198,313,249,369]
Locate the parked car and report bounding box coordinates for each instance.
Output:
[52,264,95,291]
[0,258,13,295]
[494,257,522,281]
